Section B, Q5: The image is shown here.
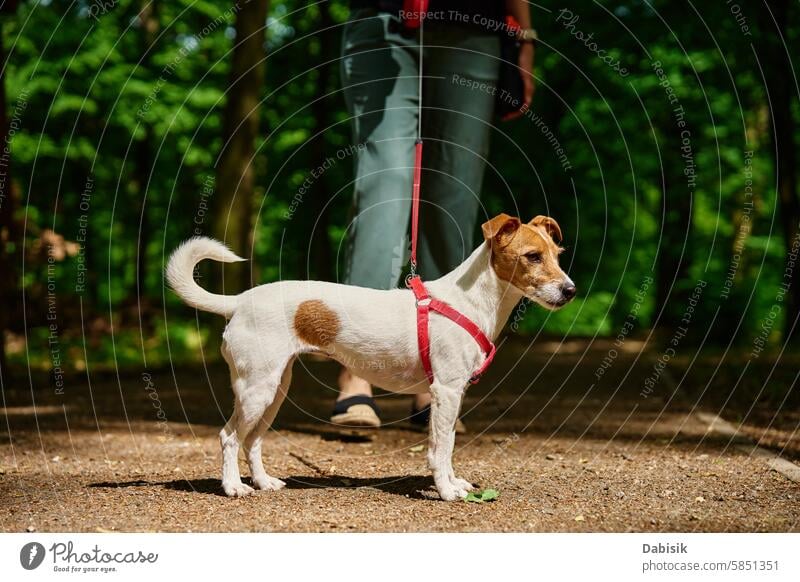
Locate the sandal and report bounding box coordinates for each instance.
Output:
[330,395,381,428]
[409,403,467,434]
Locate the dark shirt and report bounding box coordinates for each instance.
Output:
[351,0,506,32]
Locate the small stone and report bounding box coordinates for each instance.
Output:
[26,525,36,532]
[574,515,585,522]
[545,454,557,461]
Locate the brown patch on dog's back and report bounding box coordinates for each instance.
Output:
[294,300,340,346]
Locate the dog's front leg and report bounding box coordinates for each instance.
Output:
[428,382,475,501]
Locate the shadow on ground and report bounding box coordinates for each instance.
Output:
[2,337,798,532]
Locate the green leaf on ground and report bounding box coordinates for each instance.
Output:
[464,489,499,503]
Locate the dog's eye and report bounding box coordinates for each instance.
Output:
[525,252,542,263]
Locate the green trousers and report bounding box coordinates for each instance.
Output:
[341,10,500,289]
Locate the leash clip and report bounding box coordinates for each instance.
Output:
[405,260,418,288]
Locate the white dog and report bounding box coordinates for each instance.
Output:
[166,213,576,500]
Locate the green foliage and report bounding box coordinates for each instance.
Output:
[11,320,207,371]
[4,0,800,371]
[464,489,499,503]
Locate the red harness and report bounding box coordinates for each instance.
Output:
[408,275,496,385]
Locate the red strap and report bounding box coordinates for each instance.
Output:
[505,14,521,33]
[410,139,423,269]
[401,0,429,29]
[408,276,495,385]
[409,277,433,382]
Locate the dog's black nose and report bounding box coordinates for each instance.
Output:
[562,282,577,300]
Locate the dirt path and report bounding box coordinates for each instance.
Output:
[2,339,798,532]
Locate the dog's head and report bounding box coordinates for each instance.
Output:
[482,213,576,310]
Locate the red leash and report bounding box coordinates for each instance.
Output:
[405,8,496,385]
[409,139,423,274]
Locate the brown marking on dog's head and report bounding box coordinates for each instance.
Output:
[529,215,563,243]
[481,213,576,309]
[294,300,340,346]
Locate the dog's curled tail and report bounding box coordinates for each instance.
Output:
[165,237,246,317]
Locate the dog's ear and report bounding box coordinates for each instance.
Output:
[529,215,563,243]
[482,214,521,247]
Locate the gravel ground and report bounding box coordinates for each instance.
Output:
[2,339,798,532]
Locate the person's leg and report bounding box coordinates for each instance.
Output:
[413,25,500,414]
[417,25,501,280]
[337,10,419,410]
[342,11,419,290]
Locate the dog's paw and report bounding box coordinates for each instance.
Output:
[252,475,286,491]
[223,481,255,497]
[450,476,475,492]
[436,483,470,502]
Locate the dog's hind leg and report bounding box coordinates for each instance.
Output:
[428,382,474,501]
[220,406,251,497]
[219,344,250,497]
[243,357,295,491]
[220,369,282,497]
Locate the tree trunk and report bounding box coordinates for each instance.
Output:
[305,3,334,281]
[0,1,21,376]
[213,0,269,292]
[654,131,694,332]
[133,0,159,311]
[760,0,800,342]
[135,124,154,307]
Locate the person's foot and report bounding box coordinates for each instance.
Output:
[330,395,381,428]
[331,369,380,428]
[336,368,372,400]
